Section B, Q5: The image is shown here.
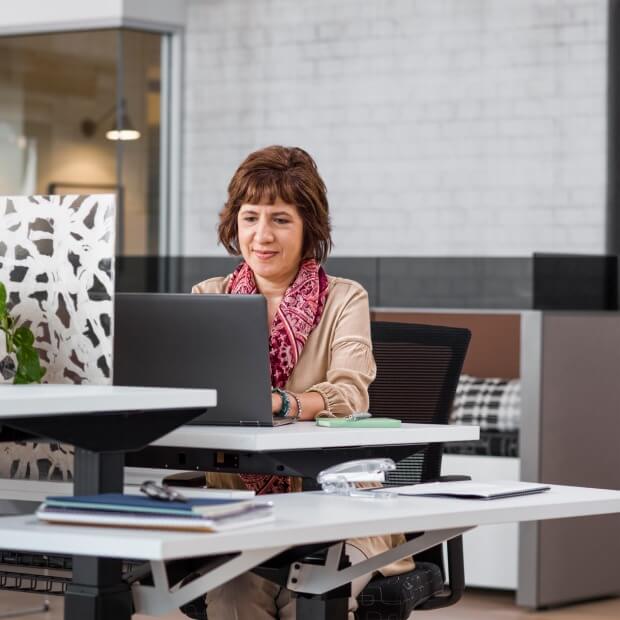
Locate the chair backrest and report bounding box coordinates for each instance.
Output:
[369,321,470,486]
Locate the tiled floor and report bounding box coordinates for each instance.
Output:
[2,589,620,619]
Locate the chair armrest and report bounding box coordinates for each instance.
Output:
[416,474,470,610]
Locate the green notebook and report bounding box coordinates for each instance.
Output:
[316,417,401,428]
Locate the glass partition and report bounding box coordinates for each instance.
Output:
[0,28,164,255]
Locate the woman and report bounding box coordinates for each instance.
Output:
[192,145,412,619]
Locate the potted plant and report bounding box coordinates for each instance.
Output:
[0,282,46,384]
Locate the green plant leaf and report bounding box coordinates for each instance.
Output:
[0,282,6,316]
[13,326,35,348]
[13,364,44,384]
[34,356,46,381]
[0,284,46,384]
[13,367,31,384]
[15,346,44,384]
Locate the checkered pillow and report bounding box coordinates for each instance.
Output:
[450,374,521,431]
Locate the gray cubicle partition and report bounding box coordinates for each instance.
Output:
[519,312,620,608]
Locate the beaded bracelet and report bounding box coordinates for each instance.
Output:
[286,390,302,420]
[271,387,290,418]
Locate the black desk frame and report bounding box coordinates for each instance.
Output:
[126,444,423,487]
[0,407,207,620]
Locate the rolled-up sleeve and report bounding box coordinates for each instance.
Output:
[307,286,377,417]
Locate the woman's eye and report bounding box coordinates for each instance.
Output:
[274,218,290,225]
[242,216,257,223]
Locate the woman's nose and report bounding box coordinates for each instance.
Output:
[255,219,274,242]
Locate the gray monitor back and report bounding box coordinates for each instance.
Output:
[113,293,272,425]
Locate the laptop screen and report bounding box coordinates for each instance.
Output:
[113,293,273,425]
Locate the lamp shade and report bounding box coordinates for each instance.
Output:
[106,108,141,141]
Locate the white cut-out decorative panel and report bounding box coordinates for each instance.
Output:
[0,194,115,384]
[0,194,115,480]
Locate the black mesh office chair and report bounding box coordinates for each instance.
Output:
[356,321,471,620]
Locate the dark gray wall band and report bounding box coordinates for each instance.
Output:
[115,255,616,310]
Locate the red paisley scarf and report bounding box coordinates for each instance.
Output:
[227,258,329,494]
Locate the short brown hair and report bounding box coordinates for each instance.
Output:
[218,145,332,263]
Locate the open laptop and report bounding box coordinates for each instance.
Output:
[113,293,293,426]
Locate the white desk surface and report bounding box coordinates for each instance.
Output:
[1,484,618,561]
[0,385,217,417]
[153,421,479,451]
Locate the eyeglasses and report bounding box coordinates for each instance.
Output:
[140,480,187,503]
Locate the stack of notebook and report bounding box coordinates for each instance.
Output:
[36,493,273,532]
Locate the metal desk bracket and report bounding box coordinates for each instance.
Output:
[132,545,288,616]
[126,444,421,480]
[287,526,473,595]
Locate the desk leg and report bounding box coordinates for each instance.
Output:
[64,450,132,620]
[294,544,351,620]
[295,587,349,620]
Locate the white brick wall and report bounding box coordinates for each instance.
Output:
[182,0,607,256]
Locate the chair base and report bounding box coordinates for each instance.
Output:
[357,562,444,620]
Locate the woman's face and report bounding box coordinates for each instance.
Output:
[237,197,304,285]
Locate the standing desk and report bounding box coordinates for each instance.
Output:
[127,421,480,483]
[0,384,217,620]
[2,410,479,619]
[0,485,619,618]
[0,423,480,499]
[124,421,482,615]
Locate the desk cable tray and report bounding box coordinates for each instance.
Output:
[0,550,72,596]
[0,550,143,596]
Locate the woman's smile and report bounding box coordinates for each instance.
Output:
[253,249,279,260]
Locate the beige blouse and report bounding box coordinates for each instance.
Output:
[192,274,414,577]
[192,274,376,416]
